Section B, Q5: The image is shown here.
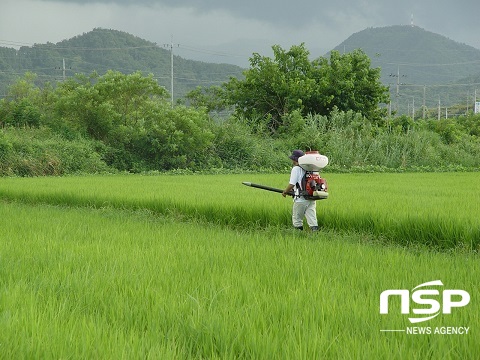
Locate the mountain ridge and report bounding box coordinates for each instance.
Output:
[330,25,480,113]
[1,26,479,111]
[0,28,244,100]
[332,25,480,86]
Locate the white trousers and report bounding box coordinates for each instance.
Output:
[292,199,318,228]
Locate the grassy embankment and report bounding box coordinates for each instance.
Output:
[0,173,478,358]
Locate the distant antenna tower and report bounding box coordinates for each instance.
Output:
[411,14,414,27]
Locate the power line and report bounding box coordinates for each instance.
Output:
[383,59,480,67]
[178,44,248,59]
[341,43,480,55]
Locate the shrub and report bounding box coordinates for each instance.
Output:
[0,128,112,176]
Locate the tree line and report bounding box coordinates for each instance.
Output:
[0,44,479,176]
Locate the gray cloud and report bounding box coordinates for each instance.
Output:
[33,0,479,46]
[4,0,480,68]
[35,0,476,28]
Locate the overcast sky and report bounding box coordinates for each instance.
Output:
[1,0,479,67]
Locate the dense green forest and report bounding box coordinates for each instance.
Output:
[2,26,480,115]
[0,44,479,176]
[1,30,479,176]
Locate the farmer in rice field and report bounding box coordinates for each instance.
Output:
[282,150,319,231]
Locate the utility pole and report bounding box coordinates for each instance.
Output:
[396,66,400,112]
[438,97,441,121]
[412,96,415,121]
[423,85,426,119]
[466,92,469,114]
[55,59,67,81]
[389,66,407,114]
[475,89,478,114]
[164,36,178,107]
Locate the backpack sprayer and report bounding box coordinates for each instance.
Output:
[243,151,329,200]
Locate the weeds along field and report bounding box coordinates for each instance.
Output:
[0,200,479,359]
[0,172,478,249]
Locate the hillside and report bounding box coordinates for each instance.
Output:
[2,26,480,115]
[0,28,244,101]
[332,25,480,114]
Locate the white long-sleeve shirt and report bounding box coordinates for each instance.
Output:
[288,165,307,202]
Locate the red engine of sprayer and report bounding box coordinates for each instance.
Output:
[305,172,328,196]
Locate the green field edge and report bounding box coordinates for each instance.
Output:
[0,188,477,253]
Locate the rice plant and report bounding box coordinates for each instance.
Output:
[0,201,478,359]
[0,172,477,249]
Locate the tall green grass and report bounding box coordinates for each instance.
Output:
[0,172,477,249]
[0,202,478,359]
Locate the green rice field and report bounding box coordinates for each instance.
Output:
[0,173,479,359]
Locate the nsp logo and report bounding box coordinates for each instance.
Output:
[380,280,470,323]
